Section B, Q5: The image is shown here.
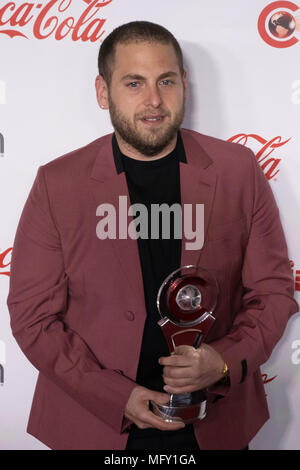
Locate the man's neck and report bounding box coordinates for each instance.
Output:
[114,131,177,161]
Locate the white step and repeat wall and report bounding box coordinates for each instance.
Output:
[1,0,300,450]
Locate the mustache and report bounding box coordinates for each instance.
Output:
[135,109,171,119]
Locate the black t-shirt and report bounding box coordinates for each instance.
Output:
[112,132,186,392]
[112,133,197,439]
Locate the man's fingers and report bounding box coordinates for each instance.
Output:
[139,391,185,431]
[163,376,195,387]
[163,364,193,379]
[149,391,171,405]
[163,384,199,394]
[159,355,192,367]
[140,408,185,431]
[174,345,198,356]
[125,385,186,431]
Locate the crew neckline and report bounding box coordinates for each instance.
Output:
[121,147,177,168]
[112,131,187,174]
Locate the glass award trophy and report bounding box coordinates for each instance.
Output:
[151,265,218,424]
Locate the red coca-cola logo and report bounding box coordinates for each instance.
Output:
[262,372,277,396]
[0,0,112,42]
[0,248,12,277]
[228,133,291,181]
[262,373,277,385]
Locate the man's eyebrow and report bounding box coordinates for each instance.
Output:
[157,71,179,80]
[121,74,145,82]
[121,71,179,82]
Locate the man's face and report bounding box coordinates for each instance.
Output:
[104,41,187,157]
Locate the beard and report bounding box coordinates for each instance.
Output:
[107,93,185,157]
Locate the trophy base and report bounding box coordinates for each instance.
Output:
[150,399,207,424]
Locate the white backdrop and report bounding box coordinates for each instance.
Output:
[1,0,300,450]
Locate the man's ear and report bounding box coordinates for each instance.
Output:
[95,75,109,110]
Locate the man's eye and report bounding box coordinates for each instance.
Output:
[128,82,139,88]
[161,80,171,85]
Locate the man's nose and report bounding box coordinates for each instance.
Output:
[144,84,162,108]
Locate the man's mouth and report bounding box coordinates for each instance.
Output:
[140,115,166,125]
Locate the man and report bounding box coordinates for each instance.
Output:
[7,21,298,450]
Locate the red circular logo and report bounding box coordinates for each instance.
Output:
[258,1,299,48]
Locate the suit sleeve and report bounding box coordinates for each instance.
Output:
[209,148,299,395]
[6,165,136,433]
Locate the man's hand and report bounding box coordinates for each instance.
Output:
[124,385,186,431]
[159,344,225,394]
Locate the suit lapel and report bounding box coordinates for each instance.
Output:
[89,135,146,310]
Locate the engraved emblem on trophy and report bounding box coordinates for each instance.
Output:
[151,265,219,424]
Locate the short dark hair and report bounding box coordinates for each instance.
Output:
[98,21,184,85]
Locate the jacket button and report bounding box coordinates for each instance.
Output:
[125,310,135,321]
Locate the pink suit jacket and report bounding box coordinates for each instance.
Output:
[7,128,298,450]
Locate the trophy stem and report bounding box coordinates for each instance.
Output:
[169,393,174,407]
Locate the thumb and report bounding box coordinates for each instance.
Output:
[173,344,195,356]
[150,391,171,406]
